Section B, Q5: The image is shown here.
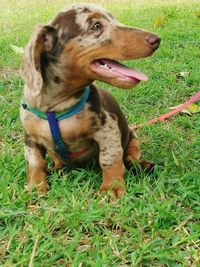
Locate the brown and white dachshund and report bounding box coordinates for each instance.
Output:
[20,3,160,198]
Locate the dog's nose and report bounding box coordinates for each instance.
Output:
[146,35,161,48]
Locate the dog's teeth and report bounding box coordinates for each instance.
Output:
[109,67,116,72]
[99,63,117,71]
[100,63,110,69]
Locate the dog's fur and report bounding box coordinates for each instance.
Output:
[20,3,160,198]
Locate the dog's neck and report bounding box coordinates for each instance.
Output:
[23,83,89,113]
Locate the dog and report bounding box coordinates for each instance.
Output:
[20,3,160,198]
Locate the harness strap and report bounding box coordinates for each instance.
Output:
[69,147,90,159]
[47,112,70,159]
[21,86,90,120]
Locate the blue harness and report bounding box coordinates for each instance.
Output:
[22,86,90,161]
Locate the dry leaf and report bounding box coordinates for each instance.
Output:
[179,71,189,78]
[187,103,200,113]
[154,16,166,28]
[169,103,200,116]
[180,109,192,116]
[196,10,200,18]
[176,71,190,80]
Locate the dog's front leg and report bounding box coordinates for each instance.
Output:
[94,114,125,198]
[24,140,48,193]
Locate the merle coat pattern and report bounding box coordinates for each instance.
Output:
[20,4,160,198]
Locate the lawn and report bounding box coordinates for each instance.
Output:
[0,0,200,266]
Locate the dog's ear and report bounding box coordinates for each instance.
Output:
[21,25,58,96]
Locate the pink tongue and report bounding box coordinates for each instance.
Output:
[101,59,148,81]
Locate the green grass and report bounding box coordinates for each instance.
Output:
[0,0,200,266]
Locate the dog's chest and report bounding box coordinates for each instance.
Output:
[21,107,98,152]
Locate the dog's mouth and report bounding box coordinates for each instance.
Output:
[90,58,148,86]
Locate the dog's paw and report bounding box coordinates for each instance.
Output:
[99,179,125,199]
[25,181,49,194]
[140,159,155,173]
[125,158,155,174]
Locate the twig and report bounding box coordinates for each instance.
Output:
[174,215,193,232]
[29,235,40,267]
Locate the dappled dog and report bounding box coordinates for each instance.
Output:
[20,3,160,198]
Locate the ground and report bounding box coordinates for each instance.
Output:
[0,0,200,266]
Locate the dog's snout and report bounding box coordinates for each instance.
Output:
[145,35,161,48]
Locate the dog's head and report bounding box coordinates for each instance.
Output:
[21,3,160,96]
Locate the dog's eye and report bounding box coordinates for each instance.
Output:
[91,21,102,31]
